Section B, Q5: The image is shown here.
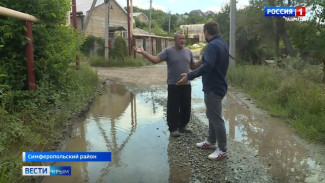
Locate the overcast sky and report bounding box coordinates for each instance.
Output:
[76,0,250,14]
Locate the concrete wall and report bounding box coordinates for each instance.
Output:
[69,12,84,30]
[136,14,148,23]
[85,1,128,38]
[135,37,173,55]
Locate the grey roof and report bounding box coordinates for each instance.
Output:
[133,12,148,19]
[87,0,127,15]
[203,11,214,17]
[189,9,203,15]
[179,24,204,34]
[133,28,149,35]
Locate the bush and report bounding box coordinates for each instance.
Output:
[81,35,104,57]
[0,0,79,91]
[111,36,128,61]
[0,64,98,182]
[0,1,97,182]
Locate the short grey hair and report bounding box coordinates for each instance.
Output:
[174,32,184,39]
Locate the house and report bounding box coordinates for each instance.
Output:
[133,12,148,23]
[133,28,149,35]
[189,9,203,16]
[69,11,85,29]
[84,0,128,39]
[180,24,205,43]
[203,11,214,17]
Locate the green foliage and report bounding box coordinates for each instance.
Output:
[0,0,82,91]
[81,35,105,57]
[33,25,83,89]
[130,2,324,65]
[228,59,325,142]
[287,20,325,64]
[235,0,324,64]
[307,0,325,23]
[0,163,6,183]
[0,64,98,182]
[151,20,169,36]
[0,1,98,182]
[212,4,230,43]
[162,14,178,32]
[111,36,128,61]
[0,74,7,94]
[236,3,276,64]
[131,7,180,35]
[134,17,148,29]
[180,13,206,25]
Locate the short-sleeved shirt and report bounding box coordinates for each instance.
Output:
[158,46,194,85]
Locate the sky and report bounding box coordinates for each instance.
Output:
[77,0,250,15]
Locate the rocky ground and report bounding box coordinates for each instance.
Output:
[124,85,275,183]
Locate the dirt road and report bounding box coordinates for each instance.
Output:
[94,64,325,182]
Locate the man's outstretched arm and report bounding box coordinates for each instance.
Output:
[133,46,162,64]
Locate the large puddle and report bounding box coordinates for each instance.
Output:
[42,80,324,183]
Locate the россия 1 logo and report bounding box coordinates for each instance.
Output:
[265,7,306,17]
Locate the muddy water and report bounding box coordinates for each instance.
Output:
[42,80,324,183]
[42,83,170,183]
[190,79,325,183]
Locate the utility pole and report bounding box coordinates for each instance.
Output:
[229,0,236,67]
[168,11,171,32]
[127,0,131,56]
[104,0,110,61]
[72,0,77,29]
[149,0,152,34]
[83,0,98,31]
[130,0,133,40]
[72,0,80,68]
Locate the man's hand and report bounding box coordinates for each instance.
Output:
[176,73,188,85]
[133,46,144,54]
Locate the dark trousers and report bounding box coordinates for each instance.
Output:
[205,91,227,152]
[167,84,191,132]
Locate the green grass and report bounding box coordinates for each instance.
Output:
[0,64,98,182]
[227,60,325,142]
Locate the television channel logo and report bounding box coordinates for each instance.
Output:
[22,166,71,176]
[265,7,306,17]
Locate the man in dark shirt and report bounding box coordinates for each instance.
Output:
[176,21,229,160]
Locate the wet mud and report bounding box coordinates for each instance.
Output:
[42,65,325,183]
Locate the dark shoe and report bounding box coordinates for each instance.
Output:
[179,126,192,133]
[170,130,181,137]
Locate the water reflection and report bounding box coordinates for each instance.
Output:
[191,79,325,183]
[42,84,170,183]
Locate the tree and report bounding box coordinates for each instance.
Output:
[0,0,82,90]
[134,17,147,29]
[236,4,275,64]
[249,0,306,57]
